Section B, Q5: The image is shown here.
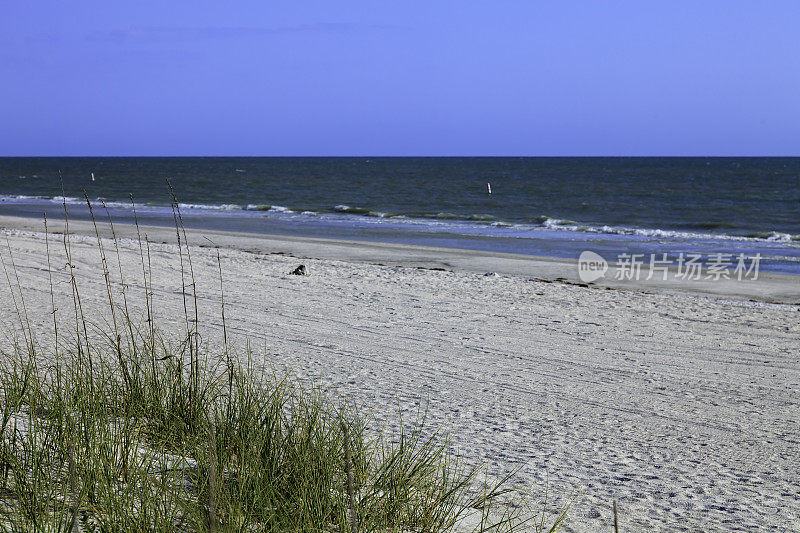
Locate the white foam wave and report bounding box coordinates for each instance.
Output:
[178,203,242,211]
[244,204,296,214]
[532,217,798,244]
[51,196,83,205]
[0,194,44,201]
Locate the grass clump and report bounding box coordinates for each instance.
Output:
[0,194,568,531]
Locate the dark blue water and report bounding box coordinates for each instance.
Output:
[1,157,799,274]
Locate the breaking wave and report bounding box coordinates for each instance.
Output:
[1,194,798,245]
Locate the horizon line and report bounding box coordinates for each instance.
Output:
[2,154,800,158]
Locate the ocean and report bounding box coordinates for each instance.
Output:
[1,157,799,274]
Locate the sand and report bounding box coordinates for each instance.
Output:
[0,214,798,531]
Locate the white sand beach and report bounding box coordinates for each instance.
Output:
[0,214,798,531]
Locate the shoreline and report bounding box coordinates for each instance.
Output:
[1,213,798,305]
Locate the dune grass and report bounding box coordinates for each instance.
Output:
[0,193,568,532]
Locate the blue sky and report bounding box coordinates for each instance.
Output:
[2,2,798,156]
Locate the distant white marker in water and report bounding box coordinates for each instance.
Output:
[487,182,492,194]
[91,172,95,181]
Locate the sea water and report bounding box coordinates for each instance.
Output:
[1,157,798,274]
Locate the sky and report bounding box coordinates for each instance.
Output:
[1,2,799,156]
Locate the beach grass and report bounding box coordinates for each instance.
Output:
[0,195,568,532]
